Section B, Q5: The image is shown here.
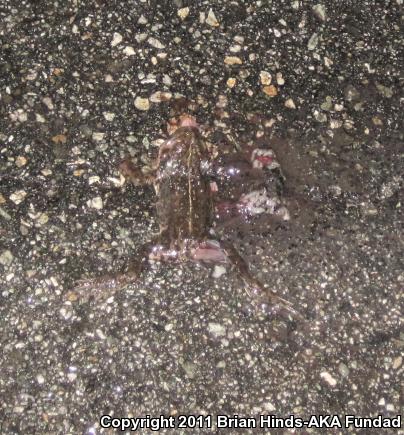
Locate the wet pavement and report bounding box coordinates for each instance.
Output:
[0,1,403,434]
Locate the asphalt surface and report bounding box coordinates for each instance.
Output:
[0,1,403,434]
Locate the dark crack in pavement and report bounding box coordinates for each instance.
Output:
[0,1,403,434]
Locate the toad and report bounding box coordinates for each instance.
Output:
[73,116,301,319]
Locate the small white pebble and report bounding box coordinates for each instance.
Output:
[208,323,226,337]
[162,74,172,85]
[59,307,72,320]
[0,250,14,266]
[135,33,147,43]
[15,156,27,167]
[96,329,106,340]
[26,69,37,81]
[308,32,319,50]
[10,110,28,122]
[330,119,342,129]
[212,265,226,278]
[88,176,100,185]
[276,72,285,85]
[42,97,54,110]
[392,356,402,369]
[206,9,219,27]
[320,371,337,387]
[338,362,350,378]
[226,77,236,88]
[324,56,333,67]
[111,32,123,47]
[134,96,150,111]
[164,323,174,332]
[92,132,105,141]
[313,4,327,21]
[37,213,49,225]
[123,46,135,56]
[67,372,77,382]
[148,37,165,49]
[265,118,276,128]
[87,196,103,210]
[177,7,189,20]
[224,56,242,65]
[284,98,296,109]
[138,14,148,24]
[229,44,242,53]
[10,190,27,204]
[264,402,276,412]
[37,374,45,384]
[260,70,272,85]
[103,112,115,121]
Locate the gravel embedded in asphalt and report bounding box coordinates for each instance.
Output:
[0,1,403,433]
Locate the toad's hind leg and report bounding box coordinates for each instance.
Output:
[188,239,302,319]
[70,243,152,302]
[219,241,303,320]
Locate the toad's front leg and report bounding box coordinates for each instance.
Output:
[68,158,157,302]
[119,159,157,186]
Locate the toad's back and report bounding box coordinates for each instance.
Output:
[155,127,213,246]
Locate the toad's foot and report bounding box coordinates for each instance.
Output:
[68,252,149,303]
[70,270,140,303]
[245,284,304,320]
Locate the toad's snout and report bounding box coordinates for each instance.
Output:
[179,115,198,128]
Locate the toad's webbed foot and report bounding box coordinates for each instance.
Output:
[68,247,151,302]
[245,285,304,321]
[70,269,140,303]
